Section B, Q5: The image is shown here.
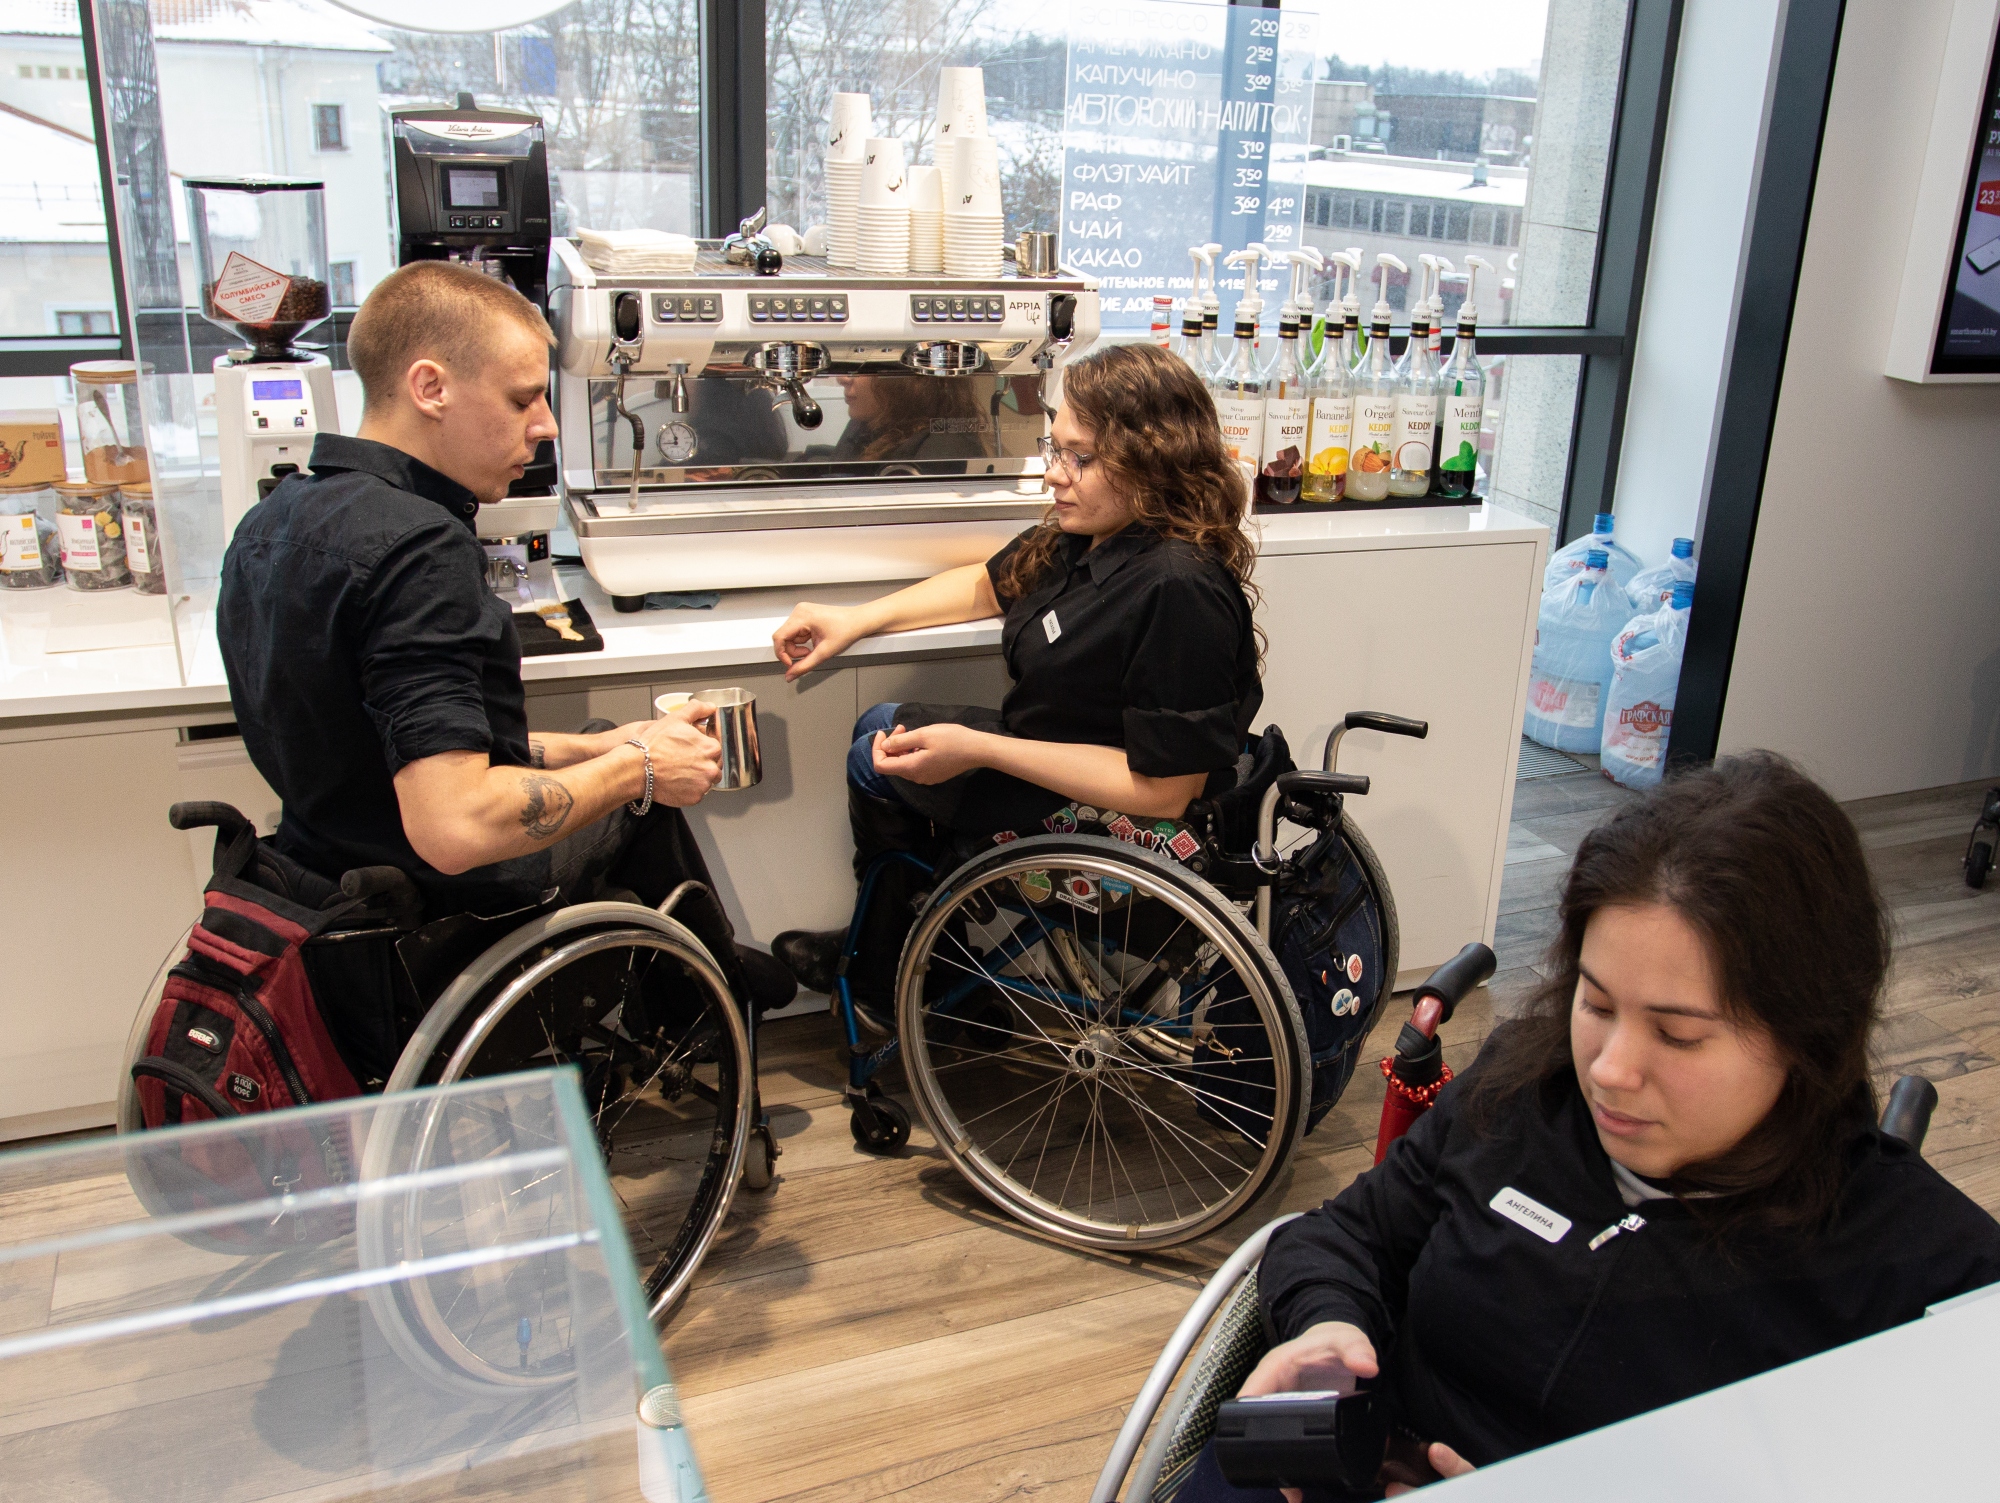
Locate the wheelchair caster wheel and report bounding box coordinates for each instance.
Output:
[1970,839,1993,891]
[850,1097,910,1154]
[743,1124,778,1191]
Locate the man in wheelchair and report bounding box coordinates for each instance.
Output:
[216,260,791,1080]
[1177,756,2000,1500]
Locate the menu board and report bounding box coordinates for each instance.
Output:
[1063,1,1317,336]
[1932,22,2000,374]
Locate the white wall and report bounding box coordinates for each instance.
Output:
[1610,0,1782,568]
[1715,0,2000,798]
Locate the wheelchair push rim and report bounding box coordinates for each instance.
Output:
[364,906,752,1391]
[897,836,1309,1251]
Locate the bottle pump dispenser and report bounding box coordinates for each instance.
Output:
[1346,253,1404,501]
[1436,255,1490,499]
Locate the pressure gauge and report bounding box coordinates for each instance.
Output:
[658,421,698,463]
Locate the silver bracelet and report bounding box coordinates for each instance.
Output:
[626,737,655,817]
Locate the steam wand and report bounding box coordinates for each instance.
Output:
[609,290,646,510]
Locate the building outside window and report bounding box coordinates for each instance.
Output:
[329,260,356,307]
[53,308,114,335]
[313,102,347,152]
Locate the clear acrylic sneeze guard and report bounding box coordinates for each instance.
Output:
[0,1070,706,1502]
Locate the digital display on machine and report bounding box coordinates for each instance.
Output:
[1932,28,2000,373]
[448,169,503,209]
[251,379,304,400]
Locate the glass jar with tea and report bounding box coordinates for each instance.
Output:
[119,481,167,594]
[0,479,62,589]
[54,480,132,590]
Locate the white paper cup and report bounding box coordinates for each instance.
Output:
[827,92,873,160]
[907,164,943,213]
[861,138,908,206]
[937,67,989,144]
[655,692,693,714]
[945,136,1002,215]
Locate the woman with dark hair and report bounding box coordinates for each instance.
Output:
[766,342,1261,1017]
[1178,752,2000,1500]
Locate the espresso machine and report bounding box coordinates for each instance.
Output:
[547,237,1100,606]
[390,94,558,599]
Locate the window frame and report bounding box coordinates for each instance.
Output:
[312,102,347,154]
[54,0,1685,548]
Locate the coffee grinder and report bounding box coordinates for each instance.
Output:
[390,94,559,602]
[188,178,340,540]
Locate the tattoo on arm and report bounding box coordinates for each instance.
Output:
[518,773,575,839]
[529,739,547,769]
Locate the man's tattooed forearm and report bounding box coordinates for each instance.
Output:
[519,773,575,838]
[528,739,547,769]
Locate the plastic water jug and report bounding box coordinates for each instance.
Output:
[1546,512,1644,601]
[1524,549,1630,753]
[1601,579,1694,789]
[1626,537,1696,612]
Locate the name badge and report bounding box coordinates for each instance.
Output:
[1489,1186,1571,1244]
[1042,610,1062,643]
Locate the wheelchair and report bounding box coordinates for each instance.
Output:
[116,802,770,1334]
[1090,1032,1943,1503]
[833,710,1427,1252]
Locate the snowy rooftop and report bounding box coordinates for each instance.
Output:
[1302,156,1529,209]
[2,0,390,53]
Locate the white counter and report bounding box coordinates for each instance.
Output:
[0,502,1548,1140]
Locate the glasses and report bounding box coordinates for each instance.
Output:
[1037,436,1097,475]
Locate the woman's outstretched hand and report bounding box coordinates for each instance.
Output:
[773,602,866,680]
[871,723,983,784]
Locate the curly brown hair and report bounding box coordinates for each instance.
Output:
[996,343,1258,627]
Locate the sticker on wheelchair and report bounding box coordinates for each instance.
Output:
[1056,873,1100,912]
[1330,987,1358,1017]
[1044,806,1080,834]
[1346,953,1364,983]
[1014,869,1054,903]
[1100,876,1134,907]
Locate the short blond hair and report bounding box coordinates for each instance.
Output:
[346,261,554,411]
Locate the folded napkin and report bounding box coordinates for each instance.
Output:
[574,227,699,275]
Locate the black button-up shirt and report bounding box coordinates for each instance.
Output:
[987,524,1262,776]
[218,433,535,913]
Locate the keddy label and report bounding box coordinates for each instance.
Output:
[1489,1186,1571,1243]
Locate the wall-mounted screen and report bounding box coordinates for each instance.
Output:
[1932,25,2000,373]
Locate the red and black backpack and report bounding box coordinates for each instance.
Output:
[132,804,367,1130]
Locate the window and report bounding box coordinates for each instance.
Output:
[54,309,114,335]
[329,260,356,307]
[313,103,346,152]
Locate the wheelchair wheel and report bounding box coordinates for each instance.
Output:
[374,903,752,1358]
[896,836,1309,1251]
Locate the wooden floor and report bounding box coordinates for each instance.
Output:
[669,767,2000,1502]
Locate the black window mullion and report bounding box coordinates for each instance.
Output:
[703,0,767,239]
[70,0,133,364]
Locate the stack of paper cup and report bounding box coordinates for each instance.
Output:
[943,134,1004,277]
[824,92,872,267]
[935,67,989,188]
[857,138,912,274]
[908,165,944,273]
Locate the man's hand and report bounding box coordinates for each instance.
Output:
[1238,1321,1379,1399]
[773,602,867,680]
[629,700,722,806]
[871,723,985,785]
[1384,1442,1475,1494]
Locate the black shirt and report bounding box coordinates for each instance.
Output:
[987,525,1262,776]
[1259,1033,2000,1472]
[218,433,538,915]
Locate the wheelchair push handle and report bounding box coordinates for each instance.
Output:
[1277,769,1370,799]
[1880,1074,1939,1152]
[1389,943,1496,1092]
[168,800,256,844]
[1323,711,1430,774]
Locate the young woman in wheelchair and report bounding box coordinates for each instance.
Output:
[768,341,1263,1022]
[1177,754,2000,1501]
